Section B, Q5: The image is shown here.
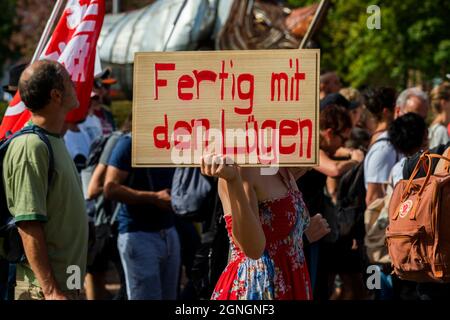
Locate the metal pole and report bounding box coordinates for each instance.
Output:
[31,0,66,62]
[113,0,120,14]
[298,0,330,49]
[162,0,189,52]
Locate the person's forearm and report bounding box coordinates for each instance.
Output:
[326,177,339,204]
[366,184,385,206]
[366,182,386,206]
[87,165,106,199]
[18,222,61,297]
[87,185,103,200]
[104,182,157,205]
[317,159,358,178]
[226,176,266,259]
[366,193,379,207]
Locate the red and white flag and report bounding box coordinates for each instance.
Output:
[0,0,105,138]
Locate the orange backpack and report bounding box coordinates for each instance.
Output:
[387,151,450,282]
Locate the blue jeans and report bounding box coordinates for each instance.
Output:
[118,227,181,300]
[375,270,394,300]
[0,260,15,300]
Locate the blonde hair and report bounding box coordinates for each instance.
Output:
[431,82,450,113]
[339,87,361,104]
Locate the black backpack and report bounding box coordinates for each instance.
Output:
[336,161,366,237]
[190,190,229,299]
[81,132,122,225]
[403,142,450,179]
[336,138,391,238]
[80,132,122,267]
[0,126,54,263]
[81,133,112,192]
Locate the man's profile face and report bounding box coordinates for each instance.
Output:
[321,72,342,95]
[328,73,342,94]
[61,69,79,111]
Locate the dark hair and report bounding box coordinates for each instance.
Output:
[362,87,397,121]
[388,112,426,156]
[346,127,371,151]
[320,104,352,134]
[18,60,65,112]
[320,69,333,76]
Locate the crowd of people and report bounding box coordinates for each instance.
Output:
[0,61,450,300]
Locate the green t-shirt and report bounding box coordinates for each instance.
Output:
[2,129,88,291]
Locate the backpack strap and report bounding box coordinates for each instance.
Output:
[370,137,390,148]
[2,126,55,184]
[370,136,400,164]
[109,202,121,226]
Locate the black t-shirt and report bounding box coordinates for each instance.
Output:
[403,142,450,179]
[108,134,175,233]
[296,169,327,216]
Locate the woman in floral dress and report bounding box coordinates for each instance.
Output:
[200,158,330,300]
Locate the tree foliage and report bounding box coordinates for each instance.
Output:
[0,0,17,68]
[288,0,450,89]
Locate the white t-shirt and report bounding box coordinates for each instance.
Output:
[64,115,103,161]
[78,114,103,146]
[64,129,90,159]
[364,131,398,189]
[390,157,406,188]
[428,123,449,149]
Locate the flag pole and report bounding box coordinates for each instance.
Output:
[162,0,188,52]
[31,0,66,63]
[298,0,330,49]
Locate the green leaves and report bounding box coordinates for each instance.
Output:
[289,0,450,88]
[0,0,17,68]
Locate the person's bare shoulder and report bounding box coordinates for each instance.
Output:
[435,146,450,174]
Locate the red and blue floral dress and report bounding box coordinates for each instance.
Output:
[211,175,313,300]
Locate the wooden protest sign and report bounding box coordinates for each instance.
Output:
[132,49,320,167]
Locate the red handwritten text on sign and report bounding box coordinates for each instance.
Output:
[132,50,319,167]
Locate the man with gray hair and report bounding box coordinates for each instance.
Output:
[395,87,429,119]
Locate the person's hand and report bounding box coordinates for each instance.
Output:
[154,188,172,211]
[305,213,331,243]
[350,149,364,163]
[335,147,353,158]
[351,238,358,251]
[44,290,68,300]
[200,154,239,182]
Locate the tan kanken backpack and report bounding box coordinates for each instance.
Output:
[387,151,450,282]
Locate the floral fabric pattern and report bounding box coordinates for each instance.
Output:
[211,189,312,300]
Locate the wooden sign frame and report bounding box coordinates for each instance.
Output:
[132,49,320,167]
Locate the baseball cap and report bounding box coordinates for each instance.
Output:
[320,93,360,111]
